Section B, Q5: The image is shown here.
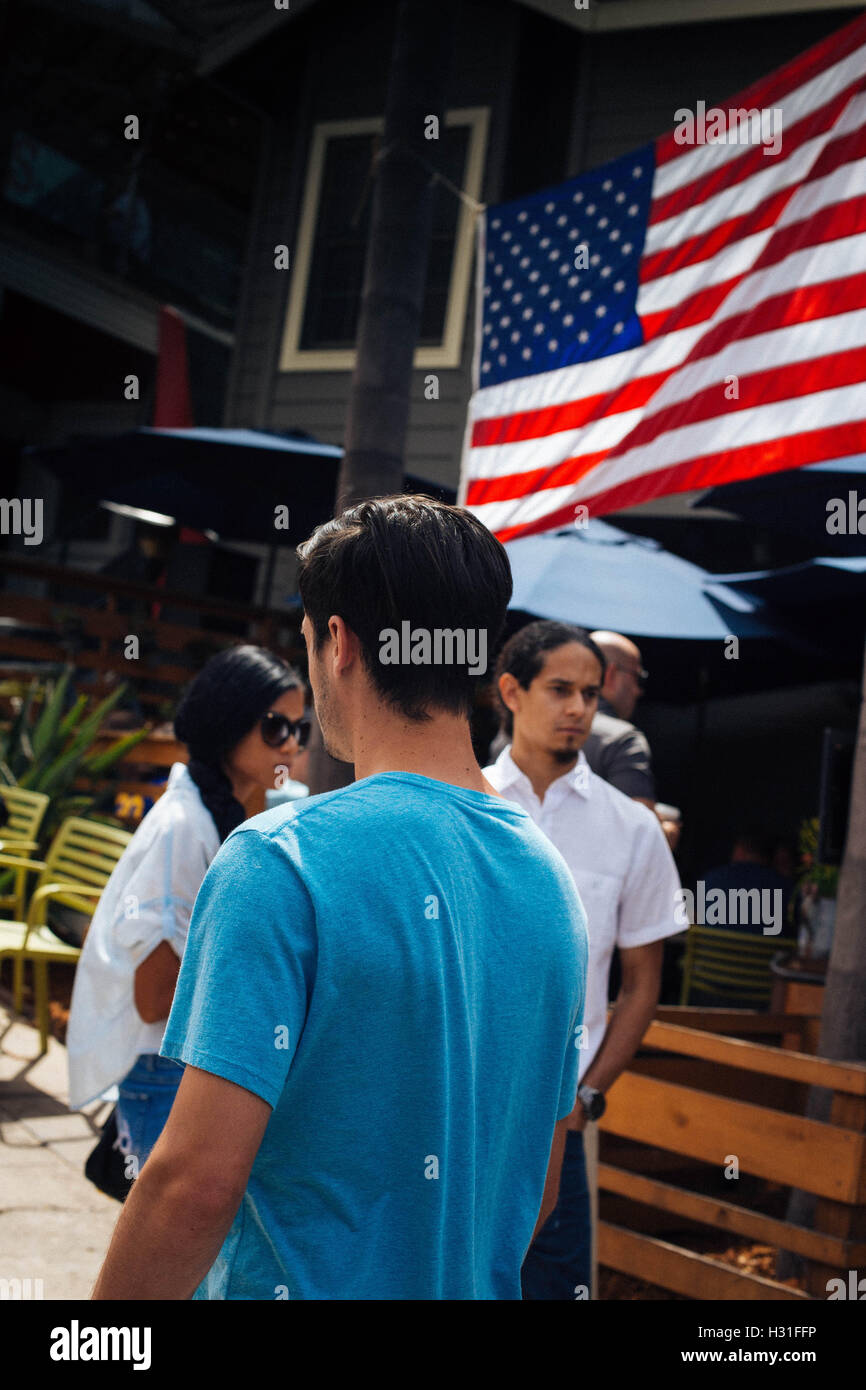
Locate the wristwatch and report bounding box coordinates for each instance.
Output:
[577,1084,606,1122]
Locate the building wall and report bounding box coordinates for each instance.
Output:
[227,1,857,494]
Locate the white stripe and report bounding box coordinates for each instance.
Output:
[638,229,773,315]
[646,94,866,257]
[638,225,866,320]
[646,307,866,413]
[780,150,866,226]
[652,39,866,200]
[571,383,866,500]
[469,383,866,533]
[467,322,705,421]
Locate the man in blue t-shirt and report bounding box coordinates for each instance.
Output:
[92,496,587,1300]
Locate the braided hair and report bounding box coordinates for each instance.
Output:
[173,645,302,841]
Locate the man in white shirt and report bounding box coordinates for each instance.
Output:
[485,619,682,1300]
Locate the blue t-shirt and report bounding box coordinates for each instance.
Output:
[161,771,587,1300]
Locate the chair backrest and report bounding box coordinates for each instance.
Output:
[38,817,132,913]
[681,924,797,1008]
[0,786,50,844]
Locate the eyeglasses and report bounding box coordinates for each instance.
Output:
[260,712,311,749]
[613,662,648,690]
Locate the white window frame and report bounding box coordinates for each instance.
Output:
[279,106,489,372]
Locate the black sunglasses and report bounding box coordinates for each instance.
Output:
[260,712,311,749]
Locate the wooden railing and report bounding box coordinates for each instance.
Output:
[0,554,304,708]
[598,1006,866,1299]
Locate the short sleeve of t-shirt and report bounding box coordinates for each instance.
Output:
[160,827,316,1108]
[617,811,682,950]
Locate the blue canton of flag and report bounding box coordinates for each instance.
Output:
[480,145,655,387]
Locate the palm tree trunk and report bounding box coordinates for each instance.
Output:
[307,0,457,793]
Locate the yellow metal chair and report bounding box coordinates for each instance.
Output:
[0,786,50,912]
[679,923,797,1008]
[0,817,132,1052]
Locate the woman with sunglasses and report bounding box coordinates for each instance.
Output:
[67,645,310,1180]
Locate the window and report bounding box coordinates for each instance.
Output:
[279,108,489,371]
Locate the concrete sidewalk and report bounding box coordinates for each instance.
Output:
[0,994,120,1300]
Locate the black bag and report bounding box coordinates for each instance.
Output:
[84,1107,133,1204]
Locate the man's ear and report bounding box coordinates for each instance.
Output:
[329,615,361,674]
[498,671,520,718]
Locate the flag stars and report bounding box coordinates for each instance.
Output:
[549,249,560,260]
[545,201,555,213]
[557,214,568,226]
[602,179,612,192]
[613,322,624,334]
[609,229,620,241]
[513,292,523,302]
[590,253,601,266]
[579,329,590,343]
[491,217,501,229]
[530,223,540,235]
[522,347,532,359]
[615,191,626,203]
[522,307,533,319]
[504,278,514,289]
[563,313,574,325]
[632,166,643,177]
[520,257,530,268]
[586,203,596,215]
[534,323,545,335]
[601,265,612,278]
[614,279,625,292]
[598,217,609,229]
[518,210,528,221]
[549,339,559,350]
[595,304,607,317]
[539,285,550,295]
[580,289,592,302]
[622,243,633,255]
[550,299,561,311]
[540,237,551,249]
[568,275,579,287]
[502,230,512,241]
[573,191,583,203]
[628,204,639,216]
[529,270,540,281]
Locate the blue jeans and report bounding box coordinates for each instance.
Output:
[115,1053,184,1173]
[521,1129,591,1299]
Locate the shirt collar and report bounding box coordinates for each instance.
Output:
[494,745,592,801]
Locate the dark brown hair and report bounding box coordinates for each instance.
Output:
[296,495,513,721]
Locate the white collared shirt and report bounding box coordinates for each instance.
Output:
[484,746,681,1080]
[66,763,220,1109]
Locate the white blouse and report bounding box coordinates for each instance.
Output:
[66,762,220,1109]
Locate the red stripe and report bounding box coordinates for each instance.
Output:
[470,369,670,448]
[655,14,866,169]
[490,421,866,542]
[642,125,866,284]
[650,79,865,231]
[640,194,866,341]
[602,345,866,463]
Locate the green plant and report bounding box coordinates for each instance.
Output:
[0,669,149,847]
[795,816,839,900]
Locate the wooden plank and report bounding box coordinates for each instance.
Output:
[0,593,232,651]
[598,1222,810,1300]
[597,1163,852,1267]
[601,1072,866,1203]
[644,1020,866,1096]
[0,554,301,626]
[654,1007,818,1036]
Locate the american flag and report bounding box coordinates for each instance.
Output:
[458,15,866,543]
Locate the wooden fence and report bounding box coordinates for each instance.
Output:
[0,554,304,710]
[598,1005,866,1299]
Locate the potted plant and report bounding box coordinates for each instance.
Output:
[793,817,838,960]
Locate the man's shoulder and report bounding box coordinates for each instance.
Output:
[588,710,650,749]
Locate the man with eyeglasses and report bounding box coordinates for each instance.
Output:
[583,630,656,808]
